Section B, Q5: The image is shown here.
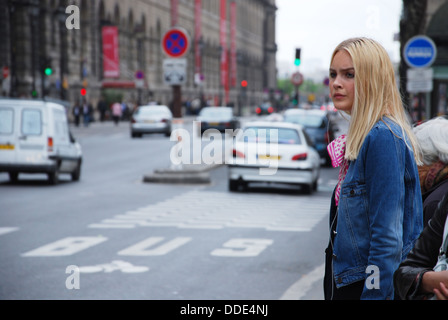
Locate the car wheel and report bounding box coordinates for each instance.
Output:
[302,183,313,195]
[71,160,82,181]
[48,167,59,185]
[312,179,318,191]
[165,130,171,137]
[8,172,18,183]
[228,179,239,192]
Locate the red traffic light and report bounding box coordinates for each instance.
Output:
[80,88,86,96]
[241,80,248,87]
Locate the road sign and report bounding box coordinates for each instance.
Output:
[162,27,190,58]
[135,70,144,79]
[406,67,433,93]
[407,68,433,81]
[163,58,187,85]
[291,72,303,86]
[403,35,437,68]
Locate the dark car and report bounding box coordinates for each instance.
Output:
[196,106,240,134]
[283,109,337,166]
[255,102,274,115]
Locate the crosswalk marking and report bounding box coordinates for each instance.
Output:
[88,190,330,232]
[0,227,19,236]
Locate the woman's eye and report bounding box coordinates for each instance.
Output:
[346,72,354,78]
[329,72,336,78]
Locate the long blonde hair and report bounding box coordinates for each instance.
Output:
[331,37,422,164]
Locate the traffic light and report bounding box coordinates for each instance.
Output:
[241,80,248,88]
[80,88,87,96]
[42,58,53,76]
[292,92,299,105]
[295,48,301,66]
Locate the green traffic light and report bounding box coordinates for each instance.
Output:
[44,67,53,76]
[294,59,301,66]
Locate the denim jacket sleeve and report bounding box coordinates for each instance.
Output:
[360,125,408,299]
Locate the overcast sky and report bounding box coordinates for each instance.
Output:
[275,0,403,81]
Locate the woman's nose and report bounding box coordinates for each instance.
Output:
[332,76,342,89]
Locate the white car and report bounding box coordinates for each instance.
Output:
[227,121,320,193]
[130,105,173,138]
[0,98,83,184]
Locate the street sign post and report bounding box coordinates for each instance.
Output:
[161,27,191,118]
[162,27,190,58]
[406,68,433,93]
[403,35,437,69]
[163,59,187,85]
[291,72,303,86]
[403,35,437,122]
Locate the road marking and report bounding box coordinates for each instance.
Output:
[22,236,107,257]
[0,227,19,236]
[279,263,325,300]
[118,237,192,256]
[211,238,273,257]
[78,260,149,273]
[88,190,330,232]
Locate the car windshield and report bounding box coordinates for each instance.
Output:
[239,126,302,145]
[199,108,232,119]
[137,107,171,116]
[284,114,325,128]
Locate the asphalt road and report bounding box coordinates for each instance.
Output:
[0,115,343,301]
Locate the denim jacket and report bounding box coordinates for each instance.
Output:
[332,117,423,300]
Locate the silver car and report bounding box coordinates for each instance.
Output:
[130,105,173,138]
[227,121,320,194]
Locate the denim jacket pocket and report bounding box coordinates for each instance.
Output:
[338,183,370,267]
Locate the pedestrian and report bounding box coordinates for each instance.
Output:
[72,103,81,127]
[413,117,448,226]
[394,193,448,300]
[97,96,107,122]
[82,99,93,127]
[323,37,423,300]
[111,101,122,126]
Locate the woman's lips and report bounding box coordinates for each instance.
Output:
[333,94,345,100]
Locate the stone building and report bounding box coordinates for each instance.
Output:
[0,0,277,117]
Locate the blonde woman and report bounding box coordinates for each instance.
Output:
[323,37,423,300]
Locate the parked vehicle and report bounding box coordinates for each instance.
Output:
[283,109,337,166]
[130,105,173,138]
[227,121,320,194]
[196,106,240,134]
[0,98,83,184]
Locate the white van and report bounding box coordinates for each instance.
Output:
[0,98,82,184]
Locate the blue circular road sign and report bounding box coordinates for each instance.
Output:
[162,27,190,58]
[403,35,437,68]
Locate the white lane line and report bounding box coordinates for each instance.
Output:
[279,263,325,300]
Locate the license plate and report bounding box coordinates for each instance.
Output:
[209,122,219,126]
[144,120,155,123]
[258,155,280,160]
[0,144,14,150]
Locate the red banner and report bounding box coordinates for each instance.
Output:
[102,26,120,78]
[171,0,178,26]
[230,2,237,88]
[220,0,228,104]
[194,0,202,77]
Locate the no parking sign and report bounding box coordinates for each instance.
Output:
[162,27,190,58]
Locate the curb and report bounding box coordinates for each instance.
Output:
[142,163,223,184]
